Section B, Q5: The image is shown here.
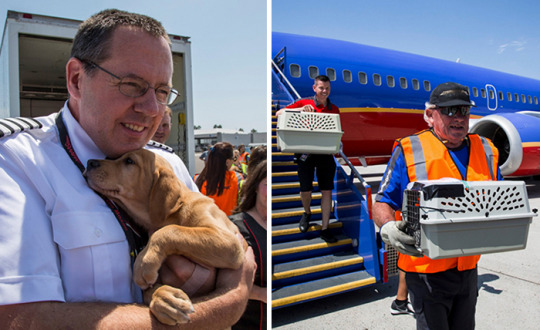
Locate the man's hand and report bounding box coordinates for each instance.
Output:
[160,256,217,297]
[302,104,315,112]
[380,221,423,257]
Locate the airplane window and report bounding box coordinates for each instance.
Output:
[290,64,301,78]
[489,90,494,99]
[424,80,431,92]
[528,95,533,104]
[481,89,486,98]
[387,76,395,88]
[499,91,504,100]
[359,72,368,84]
[473,87,478,97]
[400,77,407,89]
[522,94,526,103]
[326,68,336,81]
[507,92,512,101]
[514,93,519,102]
[535,96,538,105]
[343,70,352,83]
[412,79,419,90]
[373,74,382,86]
[309,66,319,79]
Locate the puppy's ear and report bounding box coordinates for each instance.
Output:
[148,159,183,223]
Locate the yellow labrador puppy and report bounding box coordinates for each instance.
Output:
[84,149,245,325]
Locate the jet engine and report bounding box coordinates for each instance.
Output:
[470,112,540,177]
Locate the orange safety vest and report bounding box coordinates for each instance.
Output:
[396,129,499,273]
[196,171,239,216]
[239,151,250,165]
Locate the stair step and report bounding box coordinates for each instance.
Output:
[271,171,299,183]
[272,221,342,242]
[272,237,352,263]
[274,254,364,279]
[272,192,322,210]
[273,254,365,288]
[272,270,377,309]
[272,204,338,226]
[271,205,321,220]
[272,192,322,203]
[272,171,298,178]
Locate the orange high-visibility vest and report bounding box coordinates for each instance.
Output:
[239,151,250,165]
[196,171,239,216]
[396,129,499,273]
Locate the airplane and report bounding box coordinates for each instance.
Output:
[272,32,540,177]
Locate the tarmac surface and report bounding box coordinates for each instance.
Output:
[272,165,540,329]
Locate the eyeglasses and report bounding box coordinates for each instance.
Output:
[435,106,470,117]
[79,59,179,105]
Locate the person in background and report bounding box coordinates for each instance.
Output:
[199,143,211,163]
[390,270,414,315]
[0,9,255,329]
[152,105,172,144]
[195,142,239,215]
[275,75,340,243]
[230,160,267,330]
[373,82,502,329]
[246,145,267,177]
[238,144,250,166]
[232,149,246,179]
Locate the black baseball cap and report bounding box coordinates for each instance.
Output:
[429,82,476,107]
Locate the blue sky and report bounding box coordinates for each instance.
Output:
[272,0,540,80]
[0,0,267,132]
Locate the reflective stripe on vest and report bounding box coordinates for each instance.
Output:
[396,130,499,273]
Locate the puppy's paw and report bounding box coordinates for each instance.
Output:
[133,247,162,289]
[150,285,194,325]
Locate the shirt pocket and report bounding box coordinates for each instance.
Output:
[51,212,133,303]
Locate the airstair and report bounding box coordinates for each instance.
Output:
[271,86,391,309]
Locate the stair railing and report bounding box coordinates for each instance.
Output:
[272,59,301,100]
[337,143,373,219]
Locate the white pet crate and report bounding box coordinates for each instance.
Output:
[402,179,536,259]
[276,111,343,154]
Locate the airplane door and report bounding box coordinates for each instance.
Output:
[486,84,498,111]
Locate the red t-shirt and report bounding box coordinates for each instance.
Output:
[285,96,340,114]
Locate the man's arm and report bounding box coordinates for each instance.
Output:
[0,248,257,329]
[372,201,396,228]
[249,284,267,303]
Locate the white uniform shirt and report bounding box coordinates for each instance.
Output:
[0,103,197,305]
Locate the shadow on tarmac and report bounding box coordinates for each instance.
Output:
[477,273,502,294]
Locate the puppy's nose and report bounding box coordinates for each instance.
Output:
[87,159,101,169]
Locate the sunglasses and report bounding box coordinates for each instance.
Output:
[435,106,471,117]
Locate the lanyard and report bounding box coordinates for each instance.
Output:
[55,111,148,263]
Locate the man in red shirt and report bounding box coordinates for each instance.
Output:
[276,75,339,243]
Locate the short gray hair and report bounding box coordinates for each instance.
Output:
[424,102,437,127]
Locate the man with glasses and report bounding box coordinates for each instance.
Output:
[0,9,255,328]
[373,82,502,329]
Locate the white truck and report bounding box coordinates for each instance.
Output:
[0,10,196,172]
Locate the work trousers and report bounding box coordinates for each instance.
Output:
[406,267,478,330]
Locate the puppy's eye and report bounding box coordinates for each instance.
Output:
[125,157,135,165]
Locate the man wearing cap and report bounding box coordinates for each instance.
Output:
[373,82,502,329]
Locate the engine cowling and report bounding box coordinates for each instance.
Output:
[469,112,540,177]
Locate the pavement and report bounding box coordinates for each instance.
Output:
[272,165,540,329]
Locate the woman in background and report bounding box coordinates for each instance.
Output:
[230,160,267,330]
[195,142,238,215]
